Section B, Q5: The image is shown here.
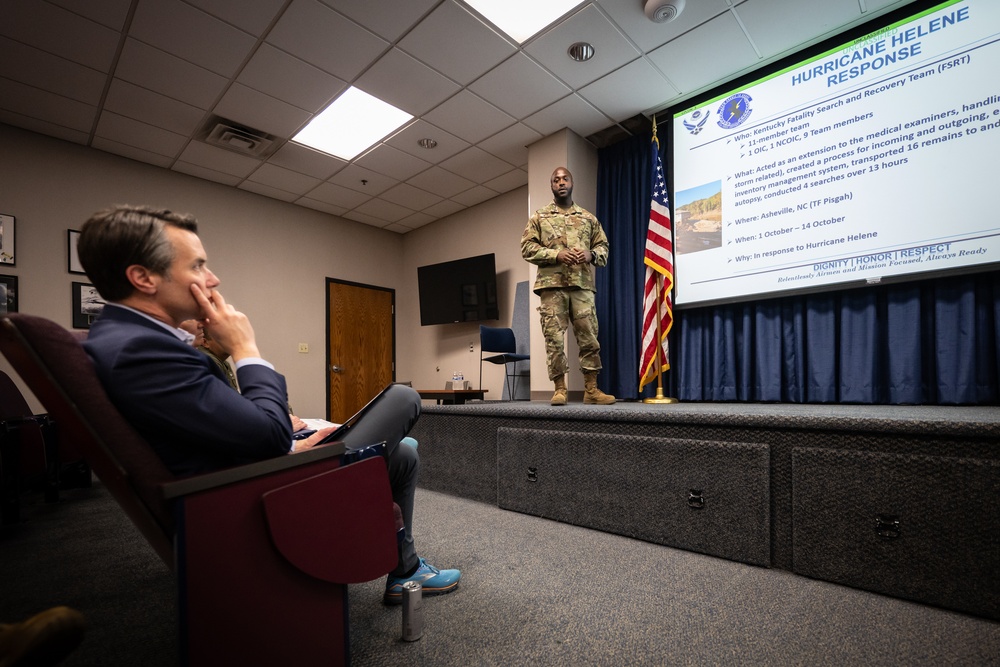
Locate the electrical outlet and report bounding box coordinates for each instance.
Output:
[297,343,309,353]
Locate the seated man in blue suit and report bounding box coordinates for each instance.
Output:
[76,205,459,604]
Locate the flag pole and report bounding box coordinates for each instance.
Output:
[643,270,676,404]
[643,116,677,405]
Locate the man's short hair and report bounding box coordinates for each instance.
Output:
[78,205,198,302]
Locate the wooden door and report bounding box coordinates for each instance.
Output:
[327,279,395,423]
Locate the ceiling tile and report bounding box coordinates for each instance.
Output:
[469,53,571,119]
[0,1,120,72]
[735,0,863,58]
[476,122,542,167]
[421,199,464,219]
[385,119,470,164]
[95,111,189,157]
[596,0,732,53]
[525,4,641,90]
[440,146,514,182]
[185,0,287,36]
[579,58,681,120]
[238,180,299,202]
[268,142,347,180]
[396,211,436,230]
[267,0,389,81]
[407,166,476,199]
[0,37,106,106]
[399,0,516,85]
[172,161,243,186]
[383,222,415,233]
[247,163,323,195]
[104,79,206,136]
[522,93,611,138]
[114,39,227,109]
[646,12,758,94]
[91,136,175,168]
[237,44,347,114]
[485,168,528,193]
[355,48,461,117]
[423,90,515,144]
[327,165,396,196]
[380,183,444,211]
[129,0,257,77]
[176,140,262,177]
[296,197,349,217]
[343,210,390,227]
[353,198,414,223]
[0,110,88,144]
[451,184,500,207]
[355,144,433,181]
[213,84,313,138]
[48,0,132,31]
[0,78,95,133]
[319,0,439,43]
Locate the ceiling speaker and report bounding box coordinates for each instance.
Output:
[644,0,685,23]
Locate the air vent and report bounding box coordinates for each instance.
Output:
[199,117,277,158]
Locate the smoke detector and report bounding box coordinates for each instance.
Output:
[644,0,685,23]
[200,118,277,158]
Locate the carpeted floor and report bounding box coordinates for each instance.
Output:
[3,481,998,666]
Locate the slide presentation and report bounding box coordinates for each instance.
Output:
[670,0,999,307]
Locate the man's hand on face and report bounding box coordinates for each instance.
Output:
[191,284,261,361]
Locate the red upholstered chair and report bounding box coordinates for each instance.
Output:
[0,369,59,522]
[0,314,400,667]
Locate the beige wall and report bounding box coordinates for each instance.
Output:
[397,187,531,395]
[0,124,556,414]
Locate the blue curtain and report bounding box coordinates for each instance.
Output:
[596,133,1000,405]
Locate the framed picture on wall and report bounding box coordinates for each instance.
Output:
[0,214,15,265]
[72,282,105,329]
[0,274,17,314]
[68,229,86,275]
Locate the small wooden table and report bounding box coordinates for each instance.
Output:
[417,389,487,404]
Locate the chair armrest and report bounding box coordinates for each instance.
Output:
[262,456,398,583]
[161,441,347,500]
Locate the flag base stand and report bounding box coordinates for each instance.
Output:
[643,389,678,404]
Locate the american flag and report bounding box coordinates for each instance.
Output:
[639,128,674,392]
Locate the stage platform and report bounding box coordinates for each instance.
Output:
[409,400,1000,621]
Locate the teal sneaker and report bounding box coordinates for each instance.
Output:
[383,558,461,604]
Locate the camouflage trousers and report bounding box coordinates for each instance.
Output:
[538,288,602,381]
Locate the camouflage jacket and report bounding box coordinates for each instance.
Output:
[521,202,610,294]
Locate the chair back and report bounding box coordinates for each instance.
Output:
[0,314,176,566]
[480,325,516,354]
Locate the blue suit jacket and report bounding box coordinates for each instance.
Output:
[83,305,293,477]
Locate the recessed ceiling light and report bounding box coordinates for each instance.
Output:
[418,138,438,149]
[292,87,412,160]
[568,42,594,62]
[464,0,583,43]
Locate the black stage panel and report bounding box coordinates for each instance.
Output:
[409,400,1000,620]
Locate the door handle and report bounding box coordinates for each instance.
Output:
[331,365,344,373]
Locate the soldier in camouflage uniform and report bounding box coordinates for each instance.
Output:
[521,167,616,406]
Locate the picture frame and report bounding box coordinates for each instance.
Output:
[0,214,15,265]
[68,229,86,275]
[72,282,105,329]
[0,274,18,314]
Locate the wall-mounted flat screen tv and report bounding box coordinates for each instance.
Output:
[417,253,499,325]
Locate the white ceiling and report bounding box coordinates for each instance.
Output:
[0,0,916,233]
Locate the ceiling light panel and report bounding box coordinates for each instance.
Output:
[463,0,583,43]
[292,87,413,160]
